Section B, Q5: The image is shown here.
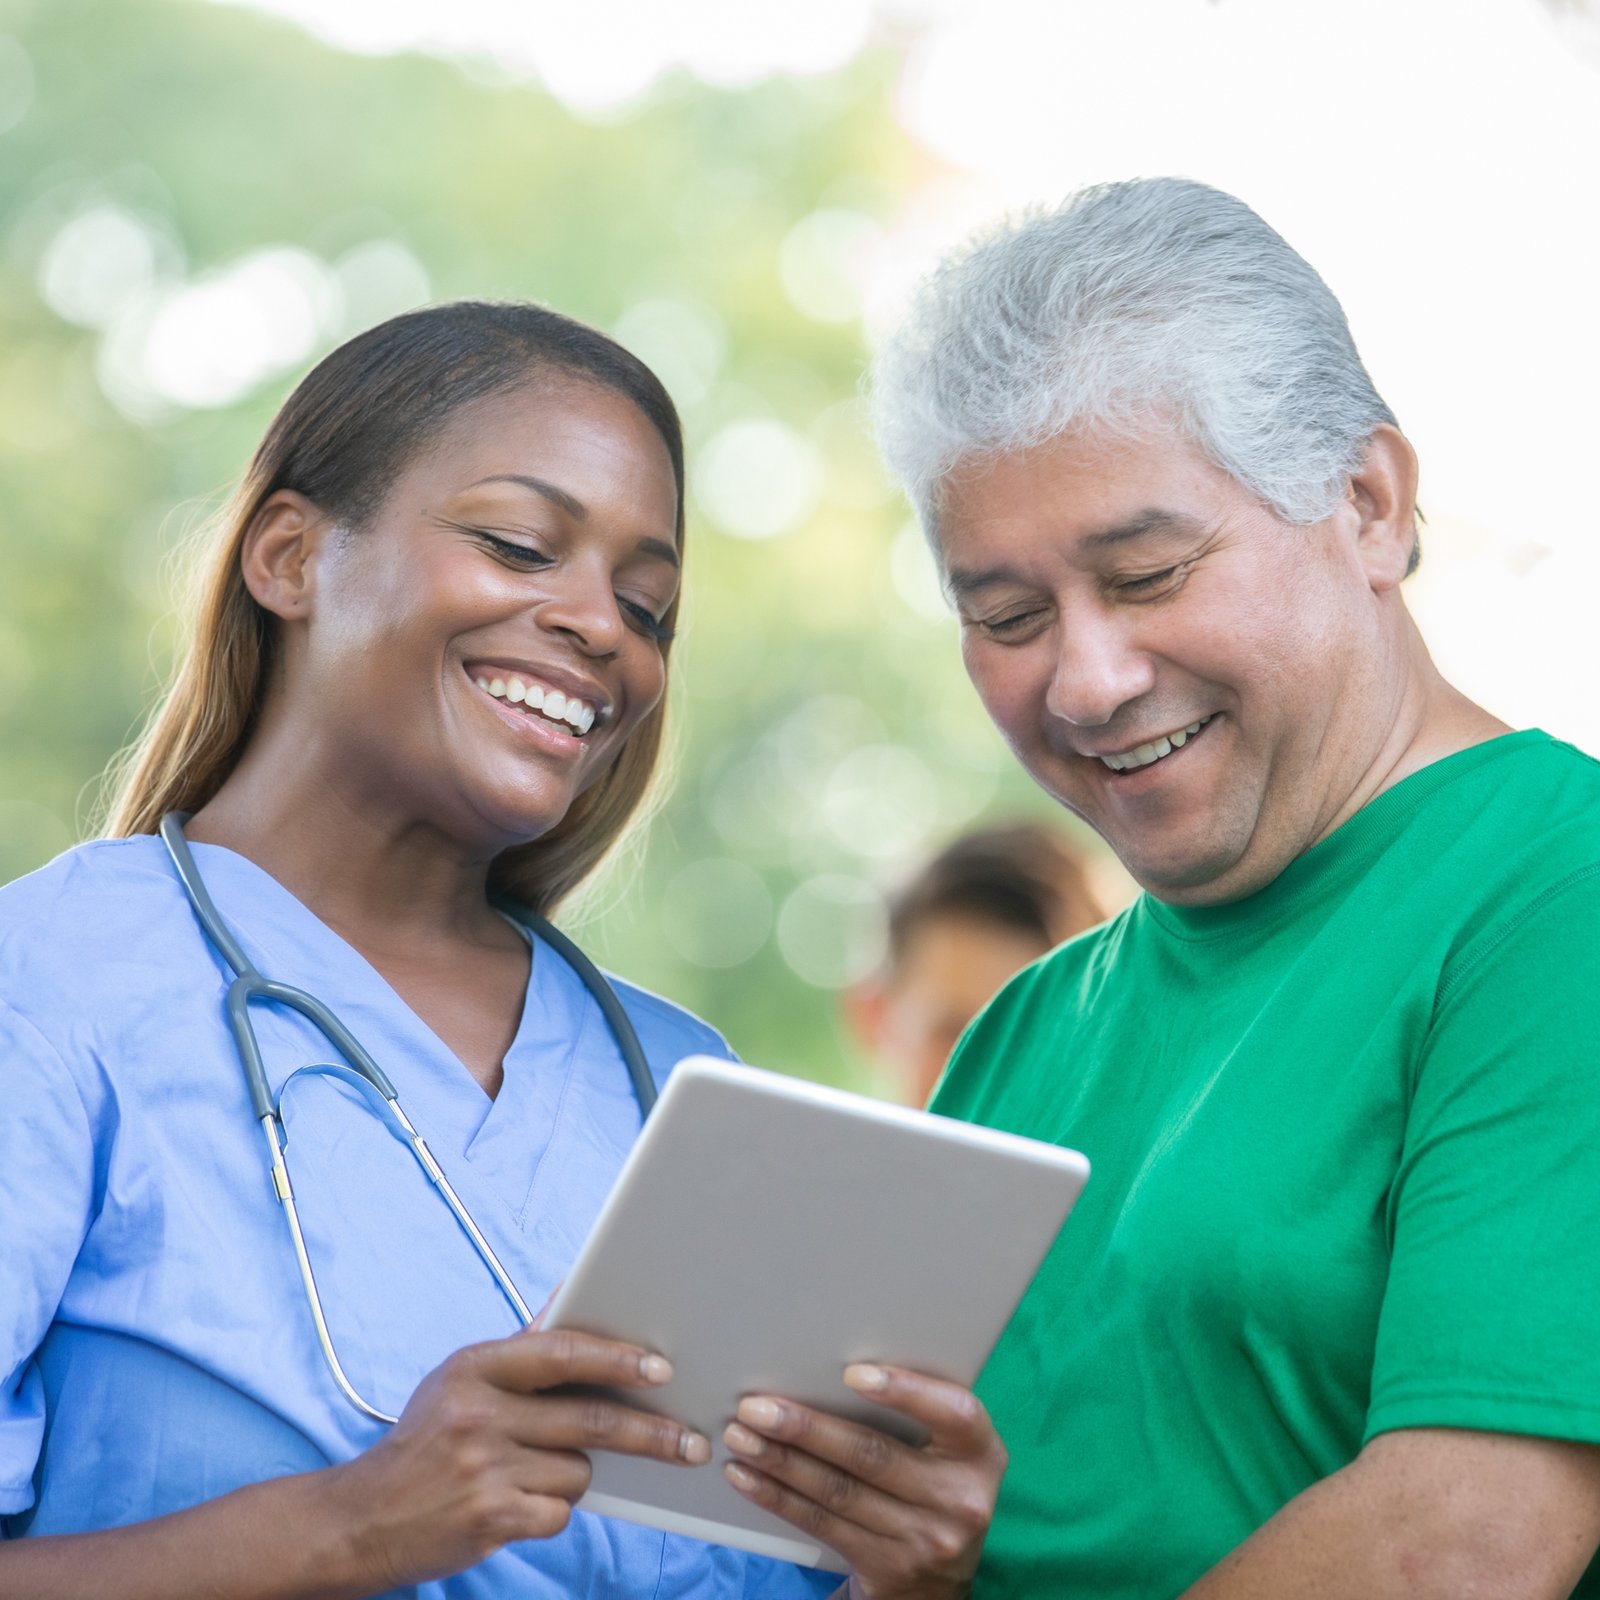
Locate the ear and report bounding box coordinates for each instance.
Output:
[240,490,335,621]
[840,976,891,1056]
[1347,424,1420,594]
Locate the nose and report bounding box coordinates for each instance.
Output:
[1045,604,1155,728]
[534,556,625,657]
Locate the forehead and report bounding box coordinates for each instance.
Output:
[933,425,1249,575]
[401,379,680,531]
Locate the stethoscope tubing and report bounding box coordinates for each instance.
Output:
[157,811,656,1424]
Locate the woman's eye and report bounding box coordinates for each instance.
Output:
[468,526,673,642]
[620,598,675,644]
[473,530,551,566]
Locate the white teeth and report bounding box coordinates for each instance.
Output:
[475,672,596,734]
[1100,716,1211,773]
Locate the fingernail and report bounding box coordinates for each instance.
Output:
[640,1354,673,1384]
[844,1363,888,1393]
[725,1461,757,1490]
[679,1431,711,1465]
[737,1397,782,1429]
[723,1421,765,1457]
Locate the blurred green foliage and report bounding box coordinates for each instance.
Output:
[0,0,1105,1088]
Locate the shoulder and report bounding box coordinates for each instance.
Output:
[1408,732,1600,976]
[534,940,732,1081]
[0,835,187,953]
[933,905,1132,1119]
[989,901,1138,1021]
[1420,731,1600,861]
[0,836,201,1043]
[591,968,736,1073]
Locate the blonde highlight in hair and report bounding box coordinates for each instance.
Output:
[100,480,274,844]
[99,300,687,918]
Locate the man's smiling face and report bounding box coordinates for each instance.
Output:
[937,425,1394,905]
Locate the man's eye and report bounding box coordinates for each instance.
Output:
[1114,565,1181,595]
[974,607,1049,640]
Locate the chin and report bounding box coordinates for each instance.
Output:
[1122,840,1252,905]
[461,783,578,851]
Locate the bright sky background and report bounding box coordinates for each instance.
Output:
[210,0,1600,753]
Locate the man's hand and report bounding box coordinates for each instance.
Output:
[721,1362,1005,1600]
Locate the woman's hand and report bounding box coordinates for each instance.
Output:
[721,1363,1006,1600]
[323,1326,711,1594]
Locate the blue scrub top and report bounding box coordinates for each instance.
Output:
[0,838,836,1600]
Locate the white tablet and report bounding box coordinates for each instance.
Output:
[542,1055,1089,1573]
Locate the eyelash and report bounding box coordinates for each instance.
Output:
[971,563,1189,639]
[975,608,1047,641]
[1112,564,1183,595]
[471,530,675,644]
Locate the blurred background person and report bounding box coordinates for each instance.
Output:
[844,822,1109,1105]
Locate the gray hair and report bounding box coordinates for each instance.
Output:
[872,178,1399,538]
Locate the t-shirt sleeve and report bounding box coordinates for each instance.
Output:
[1366,865,1600,1445]
[0,999,95,1517]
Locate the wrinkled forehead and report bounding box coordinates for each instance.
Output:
[928,422,1243,571]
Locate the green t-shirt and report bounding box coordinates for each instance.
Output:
[933,730,1600,1598]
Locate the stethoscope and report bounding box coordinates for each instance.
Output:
[157,812,657,1426]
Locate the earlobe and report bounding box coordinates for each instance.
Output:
[1349,424,1420,593]
[240,490,332,621]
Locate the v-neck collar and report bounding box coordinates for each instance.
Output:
[181,838,544,1160]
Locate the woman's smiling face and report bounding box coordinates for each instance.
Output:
[279,376,681,853]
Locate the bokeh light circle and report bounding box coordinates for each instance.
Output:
[661,857,774,969]
[777,873,887,988]
[696,418,822,541]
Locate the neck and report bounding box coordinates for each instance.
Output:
[1314,603,1510,849]
[186,704,514,959]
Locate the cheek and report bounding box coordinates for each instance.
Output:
[583,646,669,773]
[962,639,1044,746]
[629,647,669,723]
[317,542,457,655]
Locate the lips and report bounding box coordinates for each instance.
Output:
[1095,715,1214,773]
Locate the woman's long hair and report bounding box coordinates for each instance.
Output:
[101,301,686,917]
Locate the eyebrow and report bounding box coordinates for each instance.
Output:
[465,473,680,568]
[945,508,1206,597]
[1081,508,1206,550]
[470,473,588,519]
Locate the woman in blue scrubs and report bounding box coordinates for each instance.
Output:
[0,303,1004,1598]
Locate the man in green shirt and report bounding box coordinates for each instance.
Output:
[870,178,1600,1597]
